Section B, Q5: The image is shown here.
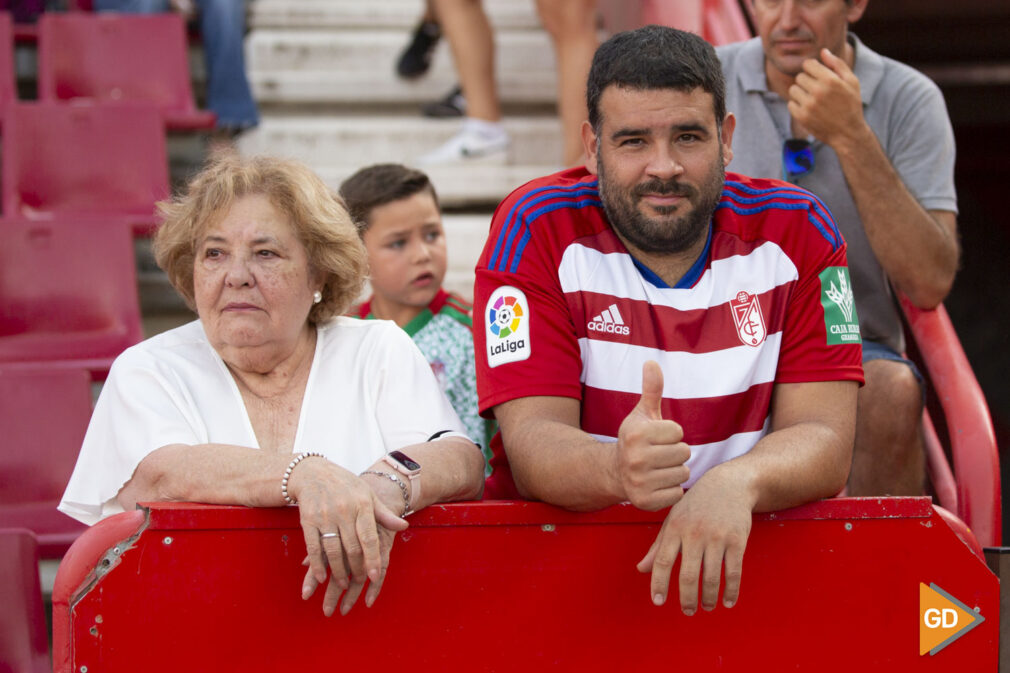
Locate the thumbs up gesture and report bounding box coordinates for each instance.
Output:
[616,361,691,511]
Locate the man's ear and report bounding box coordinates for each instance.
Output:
[721,112,736,168]
[581,120,599,175]
[846,0,869,24]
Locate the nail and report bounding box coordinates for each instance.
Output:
[653,593,665,606]
[683,607,695,616]
[724,599,735,608]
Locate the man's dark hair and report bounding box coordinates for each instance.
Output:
[586,25,726,134]
[339,163,440,233]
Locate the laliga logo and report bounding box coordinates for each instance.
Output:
[489,294,524,339]
[486,286,531,367]
[919,583,985,656]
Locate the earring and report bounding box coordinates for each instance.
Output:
[313,290,322,304]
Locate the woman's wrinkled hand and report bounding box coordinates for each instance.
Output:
[287,457,408,616]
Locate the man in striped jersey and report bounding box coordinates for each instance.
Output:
[474,26,864,615]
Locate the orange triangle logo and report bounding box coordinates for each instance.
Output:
[919,583,985,655]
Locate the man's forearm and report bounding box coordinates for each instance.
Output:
[832,126,959,308]
[714,420,851,514]
[502,416,625,511]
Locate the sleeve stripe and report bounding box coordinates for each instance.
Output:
[489,181,601,272]
[721,180,843,250]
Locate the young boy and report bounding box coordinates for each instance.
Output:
[340,164,495,475]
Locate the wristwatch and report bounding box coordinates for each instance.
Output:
[383,450,421,515]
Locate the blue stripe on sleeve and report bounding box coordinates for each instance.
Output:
[509,197,603,273]
[721,181,842,250]
[489,181,599,272]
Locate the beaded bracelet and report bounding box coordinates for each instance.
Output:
[361,470,411,517]
[281,452,326,505]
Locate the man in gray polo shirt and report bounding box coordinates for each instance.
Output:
[716,0,959,496]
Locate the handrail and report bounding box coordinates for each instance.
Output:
[900,297,1001,547]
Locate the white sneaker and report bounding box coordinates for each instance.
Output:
[417,121,509,166]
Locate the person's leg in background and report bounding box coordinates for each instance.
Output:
[848,342,926,496]
[418,0,508,164]
[397,0,442,79]
[94,0,168,13]
[196,0,259,134]
[534,0,597,167]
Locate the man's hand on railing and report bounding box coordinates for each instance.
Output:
[636,465,753,615]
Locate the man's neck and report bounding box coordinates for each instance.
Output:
[618,229,710,289]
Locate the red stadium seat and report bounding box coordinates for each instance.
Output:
[0,216,144,375]
[0,528,50,673]
[2,100,170,236]
[0,368,91,558]
[37,12,216,130]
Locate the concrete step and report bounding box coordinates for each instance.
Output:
[236,114,564,168]
[324,162,549,210]
[439,214,490,301]
[236,114,564,206]
[250,0,542,30]
[247,29,557,105]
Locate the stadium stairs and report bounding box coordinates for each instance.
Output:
[229,0,564,305]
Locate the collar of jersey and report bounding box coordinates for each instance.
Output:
[359,288,449,337]
[630,223,713,290]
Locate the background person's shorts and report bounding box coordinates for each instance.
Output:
[861,340,925,401]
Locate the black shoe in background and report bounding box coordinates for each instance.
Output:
[396,20,442,79]
[422,85,467,118]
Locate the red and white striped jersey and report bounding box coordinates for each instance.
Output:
[474,167,863,499]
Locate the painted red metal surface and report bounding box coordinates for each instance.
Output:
[52,499,996,671]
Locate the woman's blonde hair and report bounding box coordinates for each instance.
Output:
[153,151,366,324]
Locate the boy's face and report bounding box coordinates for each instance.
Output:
[362,191,447,320]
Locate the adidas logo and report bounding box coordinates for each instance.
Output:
[588,303,630,336]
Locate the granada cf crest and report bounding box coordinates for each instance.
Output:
[730,291,766,347]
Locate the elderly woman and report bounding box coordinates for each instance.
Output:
[59,153,485,616]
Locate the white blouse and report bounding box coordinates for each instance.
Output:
[59,317,465,525]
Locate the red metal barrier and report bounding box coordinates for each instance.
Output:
[53,499,997,671]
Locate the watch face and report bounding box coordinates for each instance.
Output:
[389,450,420,471]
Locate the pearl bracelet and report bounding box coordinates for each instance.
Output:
[281,452,326,505]
[361,470,411,517]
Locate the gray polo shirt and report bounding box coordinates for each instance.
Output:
[717,35,957,353]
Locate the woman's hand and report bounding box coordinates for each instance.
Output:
[287,457,408,616]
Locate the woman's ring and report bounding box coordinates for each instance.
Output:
[320,532,340,539]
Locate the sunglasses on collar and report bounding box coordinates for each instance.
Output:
[782,138,815,183]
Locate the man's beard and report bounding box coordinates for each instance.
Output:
[597,148,725,255]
